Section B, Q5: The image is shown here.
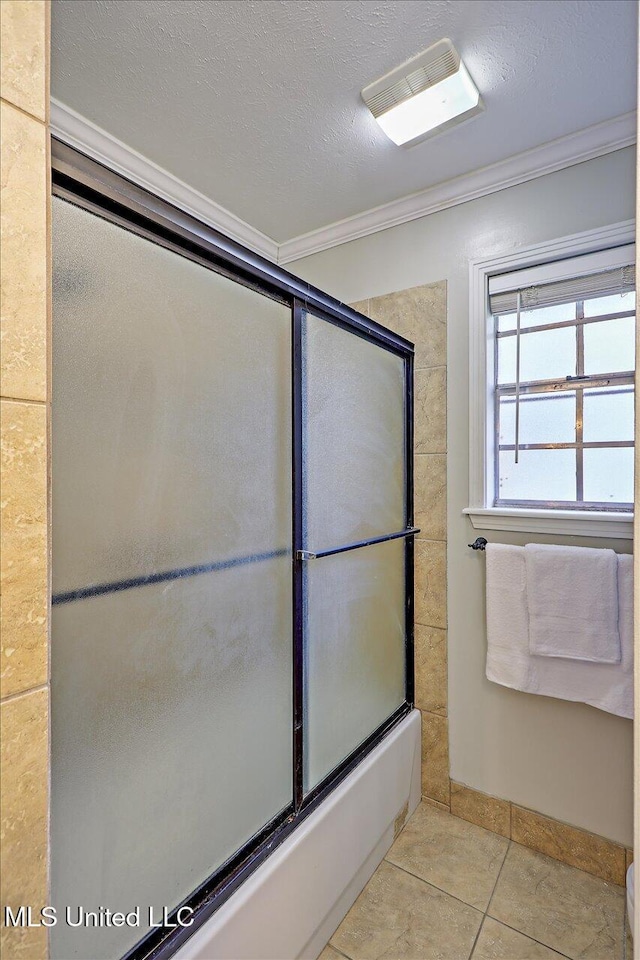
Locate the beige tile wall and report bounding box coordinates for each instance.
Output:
[1,3,50,958]
[351,281,449,808]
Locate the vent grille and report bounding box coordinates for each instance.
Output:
[363,41,460,118]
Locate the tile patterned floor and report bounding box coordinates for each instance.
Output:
[318,801,631,960]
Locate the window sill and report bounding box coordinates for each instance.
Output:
[463,507,633,540]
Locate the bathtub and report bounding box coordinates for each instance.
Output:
[174,709,422,960]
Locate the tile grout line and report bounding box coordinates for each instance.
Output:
[327,805,624,960]
[0,94,47,126]
[1,395,48,406]
[445,784,630,886]
[488,917,575,960]
[381,857,485,916]
[326,942,352,960]
[511,804,628,884]
[484,838,512,919]
[447,787,627,886]
[484,841,588,960]
[507,836,627,890]
[329,800,627,960]
[329,855,608,960]
[0,682,49,705]
[468,913,487,960]
[481,840,577,960]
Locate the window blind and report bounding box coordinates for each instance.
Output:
[489,264,635,316]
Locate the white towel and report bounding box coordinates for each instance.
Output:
[486,544,633,719]
[486,544,532,693]
[525,543,620,663]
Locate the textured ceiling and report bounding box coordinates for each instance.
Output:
[51,0,637,242]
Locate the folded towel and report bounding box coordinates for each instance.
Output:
[486,544,633,719]
[486,544,535,693]
[525,543,620,663]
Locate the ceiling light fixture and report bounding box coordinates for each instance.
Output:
[362,38,483,147]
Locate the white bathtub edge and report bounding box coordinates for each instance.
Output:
[174,709,422,960]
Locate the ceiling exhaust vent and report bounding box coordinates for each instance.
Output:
[362,38,483,147]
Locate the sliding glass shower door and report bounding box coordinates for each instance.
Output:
[301,312,408,790]
[51,196,293,960]
[51,144,414,960]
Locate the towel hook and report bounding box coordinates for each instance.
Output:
[468,537,488,551]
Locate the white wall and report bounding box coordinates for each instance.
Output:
[288,146,635,846]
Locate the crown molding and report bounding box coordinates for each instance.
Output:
[277,112,636,264]
[49,98,279,262]
[50,101,636,269]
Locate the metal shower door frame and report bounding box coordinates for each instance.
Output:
[51,139,416,960]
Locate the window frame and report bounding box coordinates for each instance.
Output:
[465,222,635,539]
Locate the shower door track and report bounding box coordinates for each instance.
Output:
[51,138,416,960]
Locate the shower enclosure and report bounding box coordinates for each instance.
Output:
[50,142,415,960]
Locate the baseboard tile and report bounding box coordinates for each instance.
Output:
[511,804,626,886]
[450,781,510,838]
[449,779,628,886]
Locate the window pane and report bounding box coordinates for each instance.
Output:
[583,448,634,504]
[584,292,636,317]
[499,392,576,446]
[304,539,405,792]
[498,326,575,384]
[303,312,405,551]
[498,449,575,502]
[497,302,575,333]
[583,387,634,442]
[584,317,635,374]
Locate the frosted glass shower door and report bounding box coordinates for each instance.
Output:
[302,313,408,791]
[51,197,292,960]
[51,140,414,960]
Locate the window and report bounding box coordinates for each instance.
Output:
[492,258,635,511]
[466,226,636,538]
